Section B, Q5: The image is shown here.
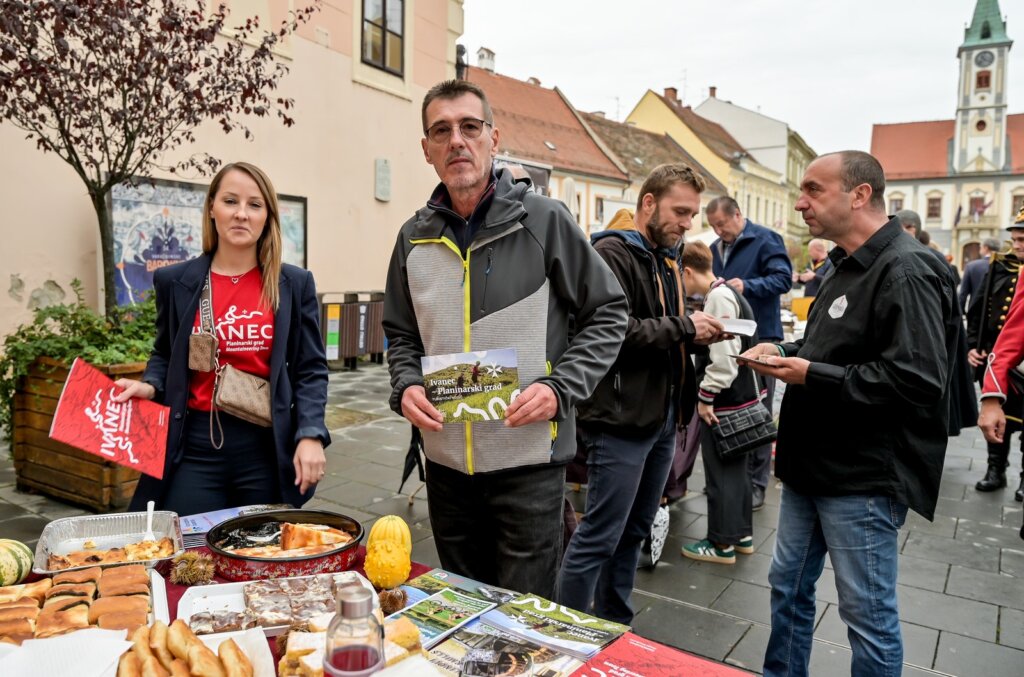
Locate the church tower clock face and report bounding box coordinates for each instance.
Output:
[975,50,995,67]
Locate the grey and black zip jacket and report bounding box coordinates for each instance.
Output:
[383,168,628,475]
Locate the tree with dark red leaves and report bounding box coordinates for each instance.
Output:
[0,0,319,314]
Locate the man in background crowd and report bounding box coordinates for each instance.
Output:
[707,197,792,511]
[961,238,1002,313]
[792,238,832,297]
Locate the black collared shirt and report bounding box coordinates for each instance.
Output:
[776,218,956,520]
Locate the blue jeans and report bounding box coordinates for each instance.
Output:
[764,486,908,677]
[556,405,676,624]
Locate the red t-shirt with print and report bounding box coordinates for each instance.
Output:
[188,269,274,412]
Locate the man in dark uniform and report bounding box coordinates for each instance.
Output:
[968,211,1024,500]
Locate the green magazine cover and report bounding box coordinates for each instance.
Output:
[420,348,519,423]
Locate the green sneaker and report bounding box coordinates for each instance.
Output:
[736,536,754,555]
[682,539,735,564]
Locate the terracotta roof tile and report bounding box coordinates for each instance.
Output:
[465,67,627,182]
[581,112,727,194]
[655,93,754,164]
[870,119,954,179]
[871,114,1024,179]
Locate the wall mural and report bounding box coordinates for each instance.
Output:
[110,177,307,305]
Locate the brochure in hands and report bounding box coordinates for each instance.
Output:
[479,595,629,662]
[49,357,169,478]
[420,349,519,423]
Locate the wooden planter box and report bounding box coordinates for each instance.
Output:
[12,356,147,512]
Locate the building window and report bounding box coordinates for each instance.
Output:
[595,197,605,224]
[362,0,404,76]
[927,197,942,219]
[889,198,903,213]
[1013,195,1024,217]
[977,70,991,90]
[970,196,987,217]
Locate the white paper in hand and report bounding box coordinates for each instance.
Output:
[720,318,757,337]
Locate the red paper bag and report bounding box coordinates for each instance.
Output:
[49,358,168,479]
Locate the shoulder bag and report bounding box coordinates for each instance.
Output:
[191,272,273,449]
[710,367,777,460]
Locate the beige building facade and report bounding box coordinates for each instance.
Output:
[0,0,464,338]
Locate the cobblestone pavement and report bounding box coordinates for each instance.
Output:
[2,361,1023,675]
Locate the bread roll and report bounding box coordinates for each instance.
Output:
[19,579,53,603]
[149,620,175,671]
[44,582,95,601]
[168,659,190,677]
[0,617,34,643]
[99,576,150,597]
[89,595,148,624]
[0,606,38,622]
[218,637,253,677]
[131,624,155,662]
[117,650,142,677]
[140,653,170,677]
[35,605,90,638]
[53,567,102,586]
[187,640,226,677]
[167,619,193,661]
[42,596,91,611]
[98,609,148,633]
[104,564,148,580]
[0,598,38,611]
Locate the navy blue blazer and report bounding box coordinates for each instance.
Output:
[129,254,331,510]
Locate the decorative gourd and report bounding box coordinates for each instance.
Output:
[0,539,33,586]
[367,515,412,557]
[363,539,411,590]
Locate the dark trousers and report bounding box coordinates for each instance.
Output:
[701,422,754,544]
[161,409,279,514]
[749,375,776,491]
[557,406,676,624]
[424,460,565,599]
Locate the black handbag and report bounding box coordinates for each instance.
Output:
[710,369,778,460]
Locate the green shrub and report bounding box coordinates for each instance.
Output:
[0,280,156,441]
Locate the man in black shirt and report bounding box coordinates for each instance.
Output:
[743,151,955,677]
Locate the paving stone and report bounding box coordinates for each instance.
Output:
[0,501,29,521]
[723,623,769,673]
[345,461,405,491]
[1002,548,1024,577]
[897,585,998,641]
[934,630,1024,677]
[302,498,376,525]
[1001,504,1023,527]
[946,565,1024,611]
[315,481,394,510]
[955,518,1023,549]
[711,579,825,627]
[935,496,1006,524]
[751,504,781,530]
[410,536,442,570]
[354,447,408,467]
[902,531,1000,573]
[323,454,373,476]
[896,555,950,593]
[665,510,703,539]
[634,556,733,608]
[813,605,938,669]
[0,514,51,543]
[999,607,1024,651]
[630,594,751,661]
[938,482,967,501]
[676,493,708,516]
[684,549,775,588]
[904,512,958,538]
[361,495,431,524]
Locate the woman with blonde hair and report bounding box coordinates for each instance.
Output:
[115,162,330,512]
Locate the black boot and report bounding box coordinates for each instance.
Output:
[976,453,1008,492]
[1015,473,1023,502]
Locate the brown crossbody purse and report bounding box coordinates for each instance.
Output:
[189,271,273,449]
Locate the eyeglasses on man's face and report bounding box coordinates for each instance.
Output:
[425,117,492,144]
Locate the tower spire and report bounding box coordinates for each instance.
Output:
[960,0,1011,54]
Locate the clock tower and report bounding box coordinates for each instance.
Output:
[955,0,1012,173]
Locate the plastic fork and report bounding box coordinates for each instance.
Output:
[143,500,156,542]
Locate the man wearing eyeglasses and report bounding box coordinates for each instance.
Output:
[383,79,628,597]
